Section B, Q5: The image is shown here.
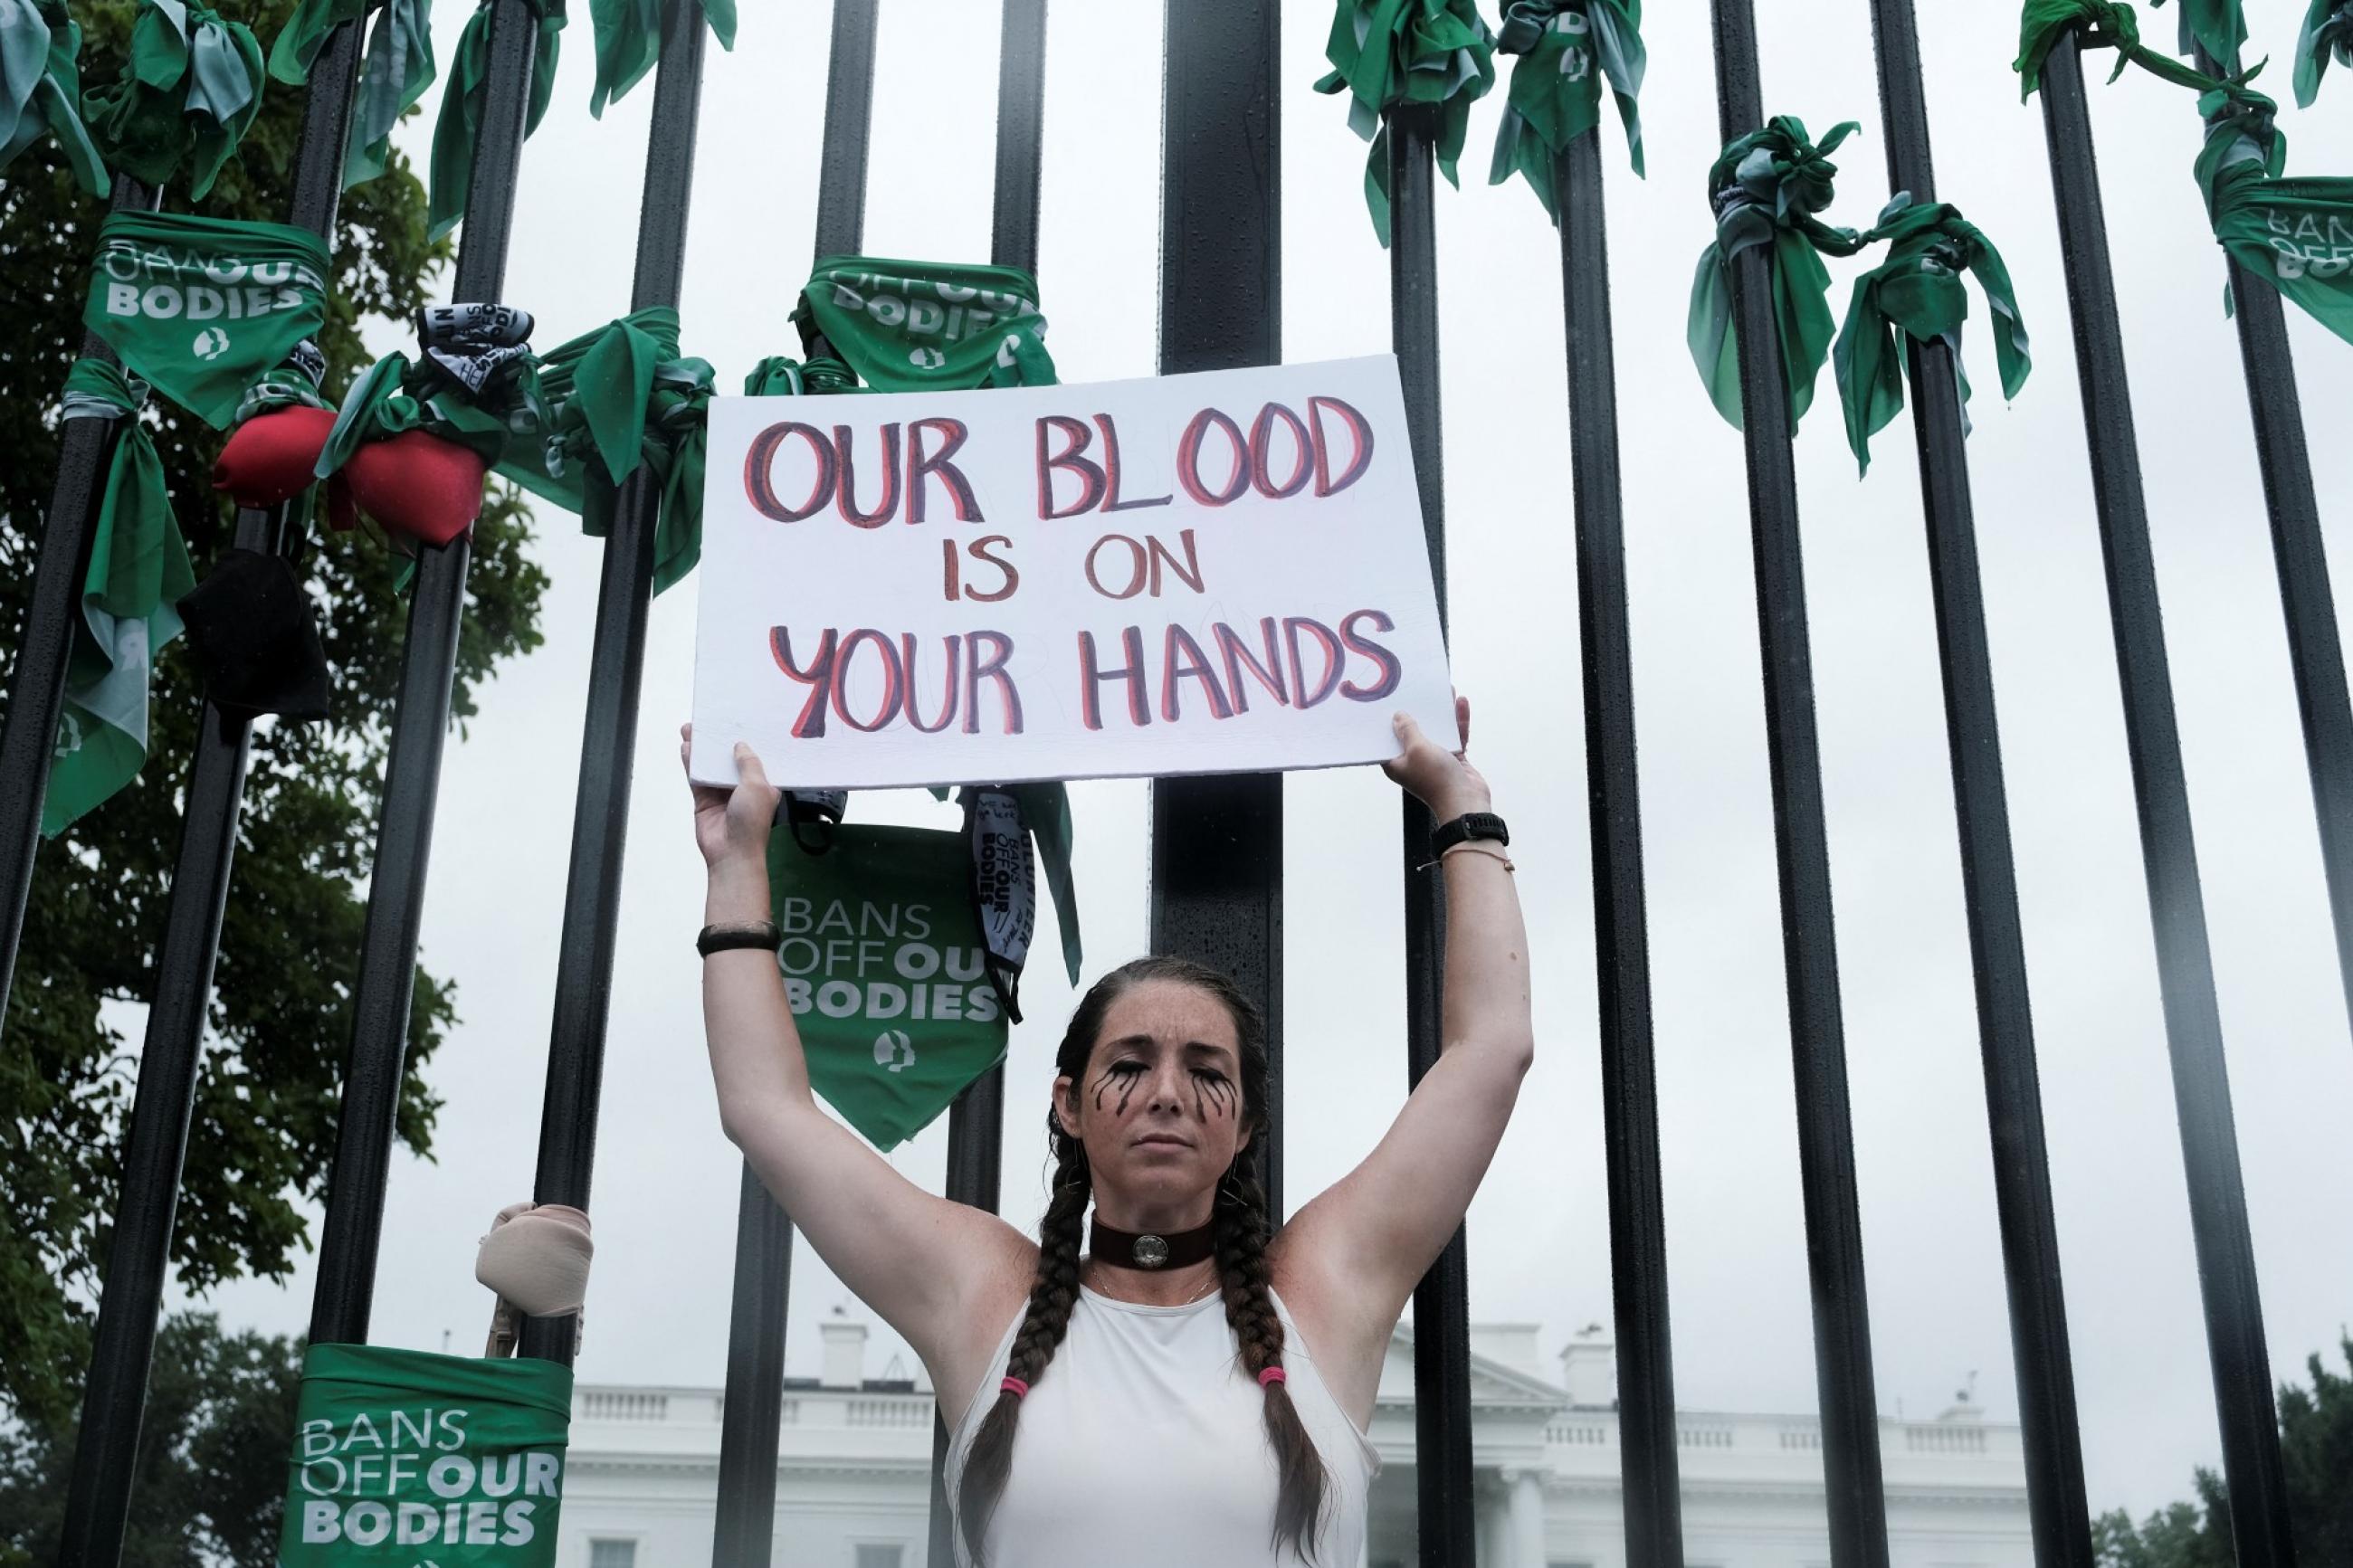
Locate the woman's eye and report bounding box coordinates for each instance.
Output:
[1109,1061,1145,1076]
[1192,1069,1226,1085]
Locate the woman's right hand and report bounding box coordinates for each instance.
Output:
[681,724,782,871]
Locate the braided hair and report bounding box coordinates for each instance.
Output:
[956,956,1331,1565]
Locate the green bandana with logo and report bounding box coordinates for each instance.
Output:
[276,1344,572,1566]
[44,360,194,840]
[81,0,264,200]
[2196,81,2353,347]
[430,0,563,241]
[1687,115,1872,431]
[791,258,1058,393]
[1834,199,2032,475]
[588,0,734,118]
[82,210,331,430]
[1,0,108,194]
[1316,0,1495,245]
[1489,0,1643,220]
[2297,0,2353,104]
[2150,0,2243,63]
[767,823,1010,1153]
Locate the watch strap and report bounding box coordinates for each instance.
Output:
[1430,812,1509,858]
[698,920,781,957]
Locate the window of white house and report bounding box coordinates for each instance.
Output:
[588,1542,636,1568]
[853,1546,905,1568]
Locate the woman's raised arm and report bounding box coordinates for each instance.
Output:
[688,728,1033,1385]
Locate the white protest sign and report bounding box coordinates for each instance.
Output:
[688,355,1453,790]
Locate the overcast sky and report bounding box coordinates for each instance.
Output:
[162,0,2353,1525]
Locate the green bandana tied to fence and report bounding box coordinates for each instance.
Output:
[2297,0,2353,103]
[792,257,1058,393]
[767,823,1010,1152]
[1832,198,2033,474]
[430,0,563,241]
[43,360,194,839]
[82,210,331,429]
[271,0,436,190]
[319,305,542,479]
[2195,81,2353,346]
[588,0,734,118]
[1316,0,1494,245]
[1489,0,1643,219]
[2150,0,2244,63]
[276,1344,571,1564]
[1687,116,1872,431]
[1,0,107,192]
[81,0,263,200]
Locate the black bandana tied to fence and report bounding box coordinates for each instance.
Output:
[81,0,264,200]
[430,0,564,241]
[2196,81,2353,347]
[1833,199,2033,475]
[2150,0,2244,64]
[588,0,733,119]
[792,258,1057,393]
[83,210,331,430]
[959,784,1081,1023]
[2297,0,2353,104]
[1,0,107,193]
[1687,115,1872,431]
[1489,0,1643,220]
[45,360,194,839]
[1316,0,1495,245]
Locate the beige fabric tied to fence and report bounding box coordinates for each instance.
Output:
[476,1202,594,1356]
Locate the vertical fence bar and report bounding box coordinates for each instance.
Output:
[1551,129,1684,1568]
[0,170,158,1025]
[927,2,1047,1556]
[2034,34,2294,1568]
[49,30,364,1568]
[1704,5,1891,1562]
[709,3,877,1559]
[305,0,548,1351]
[1386,113,1473,1568]
[1151,0,1285,1223]
[1859,6,2097,1565]
[514,0,712,1371]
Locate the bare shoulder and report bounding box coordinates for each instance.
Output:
[1266,1193,1396,1431]
[929,1220,1040,1437]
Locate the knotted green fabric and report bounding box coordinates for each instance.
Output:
[2196,81,2353,346]
[429,0,563,241]
[2297,0,2353,104]
[1315,0,1495,245]
[1687,116,1872,431]
[2150,0,2244,63]
[44,360,195,839]
[82,210,332,429]
[589,0,734,118]
[318,351,538,481]
[1832,199,2033,474]
[2016,0,2142,97]
[1489,0,1643,219]
[81,0,264,199]
[791,258,1058,393]
[1,0,107,193]
[272,0,437,187]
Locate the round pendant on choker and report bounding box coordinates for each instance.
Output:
[1132,1234,1170,1269]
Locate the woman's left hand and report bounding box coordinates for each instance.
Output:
[1383,695,1491,822]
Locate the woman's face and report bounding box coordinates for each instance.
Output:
[1054,978,1253,1214]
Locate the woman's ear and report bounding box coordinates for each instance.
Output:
[1053,1075,1081,1138]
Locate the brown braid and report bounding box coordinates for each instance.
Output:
[1216,1162,1332,1562]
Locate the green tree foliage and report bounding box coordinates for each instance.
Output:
[2095,1337,2353,1568]
[0,0,548,1426]
[0,1313,301,1568]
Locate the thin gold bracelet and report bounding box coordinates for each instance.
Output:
[1417,841,1514,874]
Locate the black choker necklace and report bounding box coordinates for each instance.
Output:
[1089,1214,1217,1270]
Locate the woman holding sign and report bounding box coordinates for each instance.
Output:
[689,698,1529,1567]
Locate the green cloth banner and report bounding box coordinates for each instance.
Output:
[429,0,563,241]
[1833,198,2033,474]
[82,210,331,430]
[1489,0,1643,220]
[1,0,107,193]
[2298,0,2353,104]
[1315,0,1495,245]
[2196,82,2353,346]
[2150,0,2244,62]
[276,1344,571,1564]
[1687,115,1872,431]
[767,823,1009,1153]
[791,257,1058,393]
[588,0,735,118]
[81,0,264,200]
[44,360,194,840]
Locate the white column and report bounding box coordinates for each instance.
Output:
[1509,1468,1547,1568]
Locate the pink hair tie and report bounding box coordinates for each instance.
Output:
[1257,1366,1288,1389]
[1001,1376,1030,1400]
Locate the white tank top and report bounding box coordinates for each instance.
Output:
[942,1283,1379,1567]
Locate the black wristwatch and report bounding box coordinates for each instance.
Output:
[1430,812,1509,858]
[698,920,780,957]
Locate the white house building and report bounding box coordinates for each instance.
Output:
[557,1308,2031,1568]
